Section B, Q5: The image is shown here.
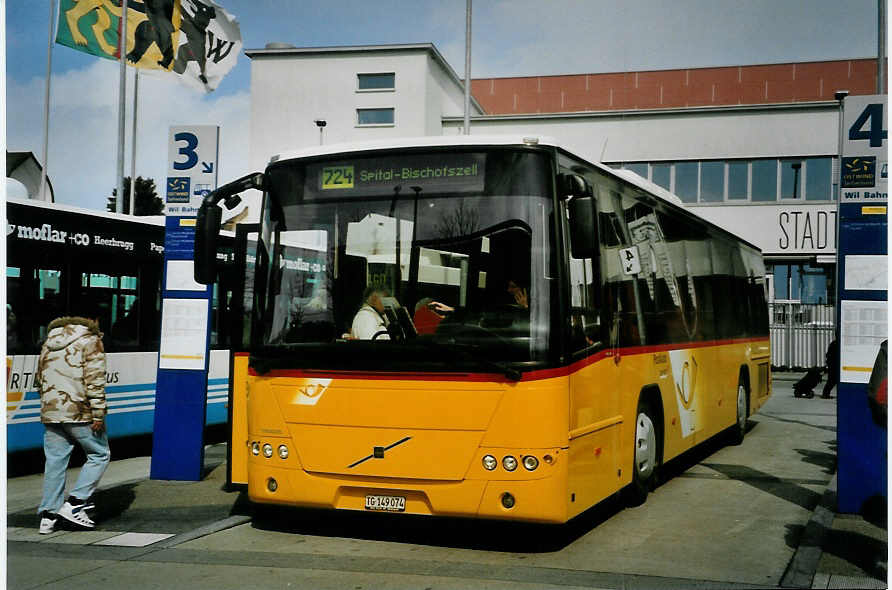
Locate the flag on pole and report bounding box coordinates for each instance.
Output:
[55,0,241,92]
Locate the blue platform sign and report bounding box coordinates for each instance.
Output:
[151,126,219,481]
[835,95,888,515]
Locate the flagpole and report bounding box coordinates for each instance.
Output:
[129,69,139,215]
[115,0,128,213]
[39,0,56,202]
[463,0,472,135]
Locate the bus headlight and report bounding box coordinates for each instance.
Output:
[278,444,289,459]
[522,455,539,471]
[251,442,260,456]
[482,455,497,471]
[502,455,518,472]
[262,443,273,458]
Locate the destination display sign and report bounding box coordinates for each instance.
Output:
[303,153,486,199]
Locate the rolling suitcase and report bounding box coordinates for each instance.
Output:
[793,368,823,398]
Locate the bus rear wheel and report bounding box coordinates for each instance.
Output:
[625,400,659,506]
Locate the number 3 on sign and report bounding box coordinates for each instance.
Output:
[619,246,641,275]
[173,132,199,170]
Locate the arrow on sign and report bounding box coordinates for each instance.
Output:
[202,162,214,174]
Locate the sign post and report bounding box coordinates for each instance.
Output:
[150,126,220,481]
[835,95,888,513]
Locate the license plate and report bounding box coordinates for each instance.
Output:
[364,494,406,512]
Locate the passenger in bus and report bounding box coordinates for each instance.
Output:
[351,286,391,340]
[36,315,110,534]
[413,297,454,335]
[112,298,140,346]
[7,304,19,350]
[506,279,529,309]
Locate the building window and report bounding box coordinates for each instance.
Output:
[609,156,834,203]
[752,159,778,202]
[728,161,748,200]
[771,263,835,304]
[781,160,804,199]
[805,157,833,201]
[357,73,395,91]
[700,161,724,202]
[357,108,395,126]
[623,162,648,178]
[652,163,671,191]
[675,161,698,203]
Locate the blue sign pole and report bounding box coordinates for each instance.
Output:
[150,218,213,480]
[836,202,888,513]
[151,126,219,481]
[834,96,888,514]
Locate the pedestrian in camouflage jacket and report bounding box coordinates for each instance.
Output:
[36,316,110,534]
[37,316,107,424]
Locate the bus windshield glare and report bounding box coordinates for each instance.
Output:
[254,148,557,373]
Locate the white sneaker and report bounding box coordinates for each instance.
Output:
[57,500,95,529]
[39,511,57,534]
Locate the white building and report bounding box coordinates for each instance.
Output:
[247,43,483,171]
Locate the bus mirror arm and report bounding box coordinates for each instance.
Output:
[194,172,266,284]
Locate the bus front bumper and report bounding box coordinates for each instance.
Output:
[247,464,571,524]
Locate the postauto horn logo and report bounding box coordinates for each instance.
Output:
[293,379,332,406]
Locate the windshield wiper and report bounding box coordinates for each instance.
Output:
[415,338,522,381]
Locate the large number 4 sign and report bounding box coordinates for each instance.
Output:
[848,103,888,148]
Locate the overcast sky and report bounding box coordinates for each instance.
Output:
[5,0,881,211]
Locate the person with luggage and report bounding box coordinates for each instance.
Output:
[821,339,839,399]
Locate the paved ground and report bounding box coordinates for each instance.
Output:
[769,372,888,589]
[5,374,888,589]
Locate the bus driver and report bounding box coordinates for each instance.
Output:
[351,286,391,340]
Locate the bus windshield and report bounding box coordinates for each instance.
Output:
[254,147,557,373]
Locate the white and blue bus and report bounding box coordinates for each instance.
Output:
[6,198,243,454]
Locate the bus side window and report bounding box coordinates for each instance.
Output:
[7,266,24,353]
[37,268,65,346]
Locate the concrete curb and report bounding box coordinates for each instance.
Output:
[155,514,252,549]
[780,473,837,588]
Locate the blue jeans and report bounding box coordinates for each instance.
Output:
[39,423,110,514]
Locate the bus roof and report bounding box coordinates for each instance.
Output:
[7,197,165,228]
[269,135,562,163]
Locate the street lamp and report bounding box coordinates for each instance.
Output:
[314,119,326,145]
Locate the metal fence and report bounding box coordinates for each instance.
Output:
[769,302,836,370]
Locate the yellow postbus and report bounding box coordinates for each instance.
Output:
[195,136,771,524]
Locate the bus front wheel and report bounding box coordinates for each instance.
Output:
[625,399,660,506]
[729,379,749,445]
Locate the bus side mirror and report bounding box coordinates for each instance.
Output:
[568,196,598,260]
[559,173,592,199]
[193,172,265,284]
[194,201,222,284]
